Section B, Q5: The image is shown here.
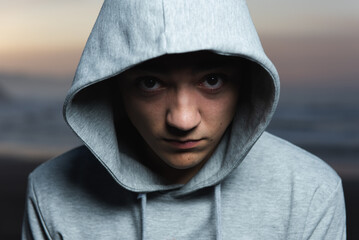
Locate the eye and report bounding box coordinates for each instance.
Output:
[136,76,162,92]
[199,73,226,91]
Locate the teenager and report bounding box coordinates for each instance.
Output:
[22,0,346,239]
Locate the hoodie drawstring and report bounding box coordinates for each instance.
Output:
[137,193,147,240]
[214,184,222,240]
[137,184,222,240]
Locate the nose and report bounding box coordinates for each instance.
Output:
[166,89,201,132]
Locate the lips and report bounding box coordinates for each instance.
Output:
[164,138,203,150]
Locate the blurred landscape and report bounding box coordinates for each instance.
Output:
[0,0,358,239]
[1,70,358,167]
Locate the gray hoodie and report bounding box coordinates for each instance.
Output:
[22,0,346,239]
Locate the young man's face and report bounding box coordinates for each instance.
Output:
[119,51,241,171]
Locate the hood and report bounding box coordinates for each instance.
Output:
[63,0,279,196]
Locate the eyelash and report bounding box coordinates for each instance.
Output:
[198,73,226,92]
[134,73,227,95]
[135,76,163,92]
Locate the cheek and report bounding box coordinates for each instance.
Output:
[122,96,164,134]
[223,86,239,116]
[202,91,238,127]
[124,99,146,121]
[225,93,239,121]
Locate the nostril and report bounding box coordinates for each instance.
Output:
[166,124,196,136]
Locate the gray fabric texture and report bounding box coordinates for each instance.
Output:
[22,0,346,239]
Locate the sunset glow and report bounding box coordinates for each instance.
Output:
[0,0,102,53]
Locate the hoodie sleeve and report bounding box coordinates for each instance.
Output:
[301,180,346,240]
[22,174,53,240]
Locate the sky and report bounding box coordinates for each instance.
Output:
[0,0,358,84]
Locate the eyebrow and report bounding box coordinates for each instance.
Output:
[134,57,236,74]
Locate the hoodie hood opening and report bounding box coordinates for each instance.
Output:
[65,51,277,196]
[63,0,279,196]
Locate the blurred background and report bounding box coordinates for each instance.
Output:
[0,0,358,239]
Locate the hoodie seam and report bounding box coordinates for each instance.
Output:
[161,0,167,51]
[30,174,54,240]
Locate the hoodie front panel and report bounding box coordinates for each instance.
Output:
[24,133,345,240]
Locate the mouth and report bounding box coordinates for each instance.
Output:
[163,138,203,150]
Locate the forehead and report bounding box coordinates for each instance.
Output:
[126,51,242,74]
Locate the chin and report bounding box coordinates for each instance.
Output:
[164,153,206,170]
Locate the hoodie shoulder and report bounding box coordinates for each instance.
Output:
[246,132,341,192]
[30,146,95,184]
[29,145,128,209]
